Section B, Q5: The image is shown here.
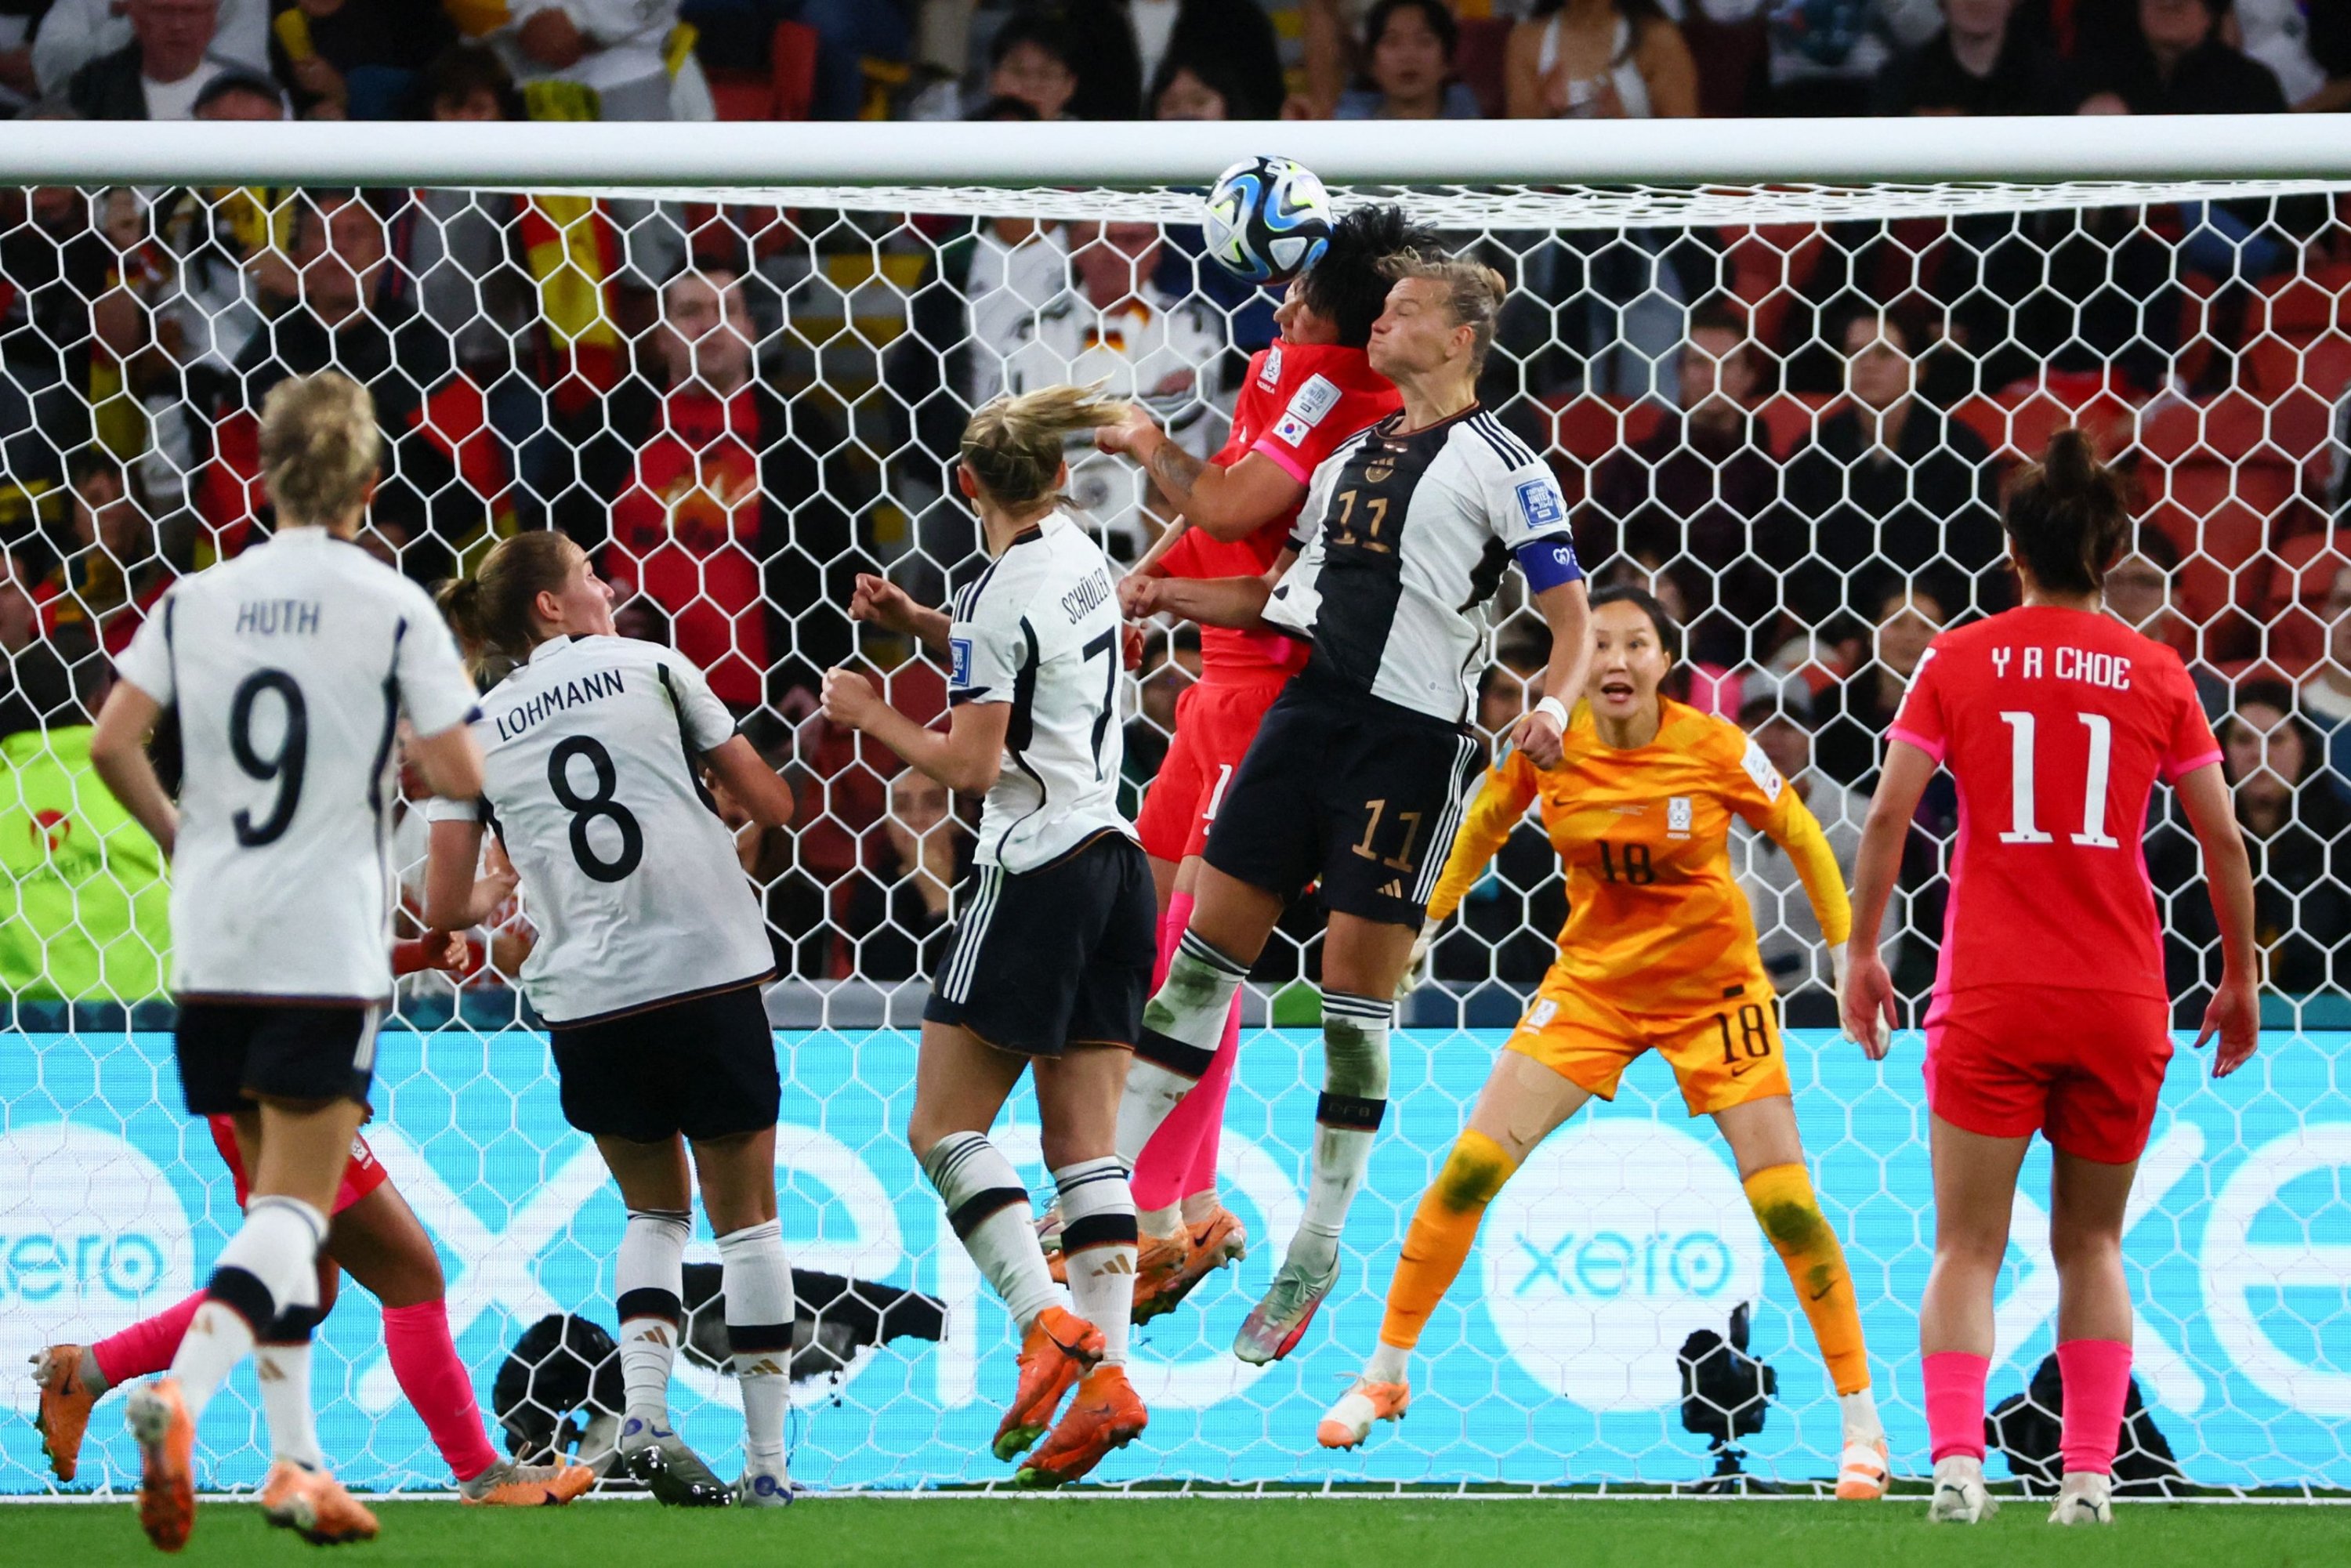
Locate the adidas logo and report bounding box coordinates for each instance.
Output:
[743,1357,788,1378]
[1378,879,1404,899]
[635,1326,672,1347]
[257,1360,284,1382]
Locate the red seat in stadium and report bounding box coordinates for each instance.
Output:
[702,20,819,121]
[2244,263,2351,404]
[1541,394,1664,506]
[2256,529,2351,673]
[1755,392,1839,458]
[2130,392,2324,532]
[1719,225,1827,356]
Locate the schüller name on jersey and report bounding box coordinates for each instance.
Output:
[496,669,626,741]
[236,599,322,636]
[1060,568,1112,624]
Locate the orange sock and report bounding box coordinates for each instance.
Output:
[1376,1130,1519,1353]
[1744,1162,1871,1396]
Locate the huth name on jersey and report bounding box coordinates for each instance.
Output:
[494,669,627,742]
[1990,645,2133,691]
[1060,567,1113,625]
[235,598,323,636]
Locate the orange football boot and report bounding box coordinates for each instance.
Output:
[991,1305,1103,1462]
[1014,1364,1148,1487]
[125,1379,196,1552]
[32,1344,99,1483]
[259,1459,381,1544]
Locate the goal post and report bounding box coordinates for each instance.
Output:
[1,123,2348,1498]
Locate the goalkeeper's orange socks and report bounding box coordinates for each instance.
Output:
[1369,1130,1520,1379]
[1743,1162,1882,1433]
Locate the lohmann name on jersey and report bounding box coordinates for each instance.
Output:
[492,668,627,743]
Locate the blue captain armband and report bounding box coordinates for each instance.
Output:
[1514,536,1583,592]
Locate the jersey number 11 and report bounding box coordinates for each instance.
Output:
[1997,710,2121,849]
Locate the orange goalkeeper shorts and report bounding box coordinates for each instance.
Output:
[1505,972,1791,1117]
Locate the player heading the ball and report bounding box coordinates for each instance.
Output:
[827,384,1160,1487]
[1081,201,1435,1322]
[1120,250,1593,1363]
[89,371,489,1551]
[1842,429,2262,1526]
[1320,586,1890,1500]
[425,532,800,1508]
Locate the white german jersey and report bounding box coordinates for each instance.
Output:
[422,636,771,1026]
[1265,405,1578,723]
[113,528,479,1001]
[949,514,1135,873]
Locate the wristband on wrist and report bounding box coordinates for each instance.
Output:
[1533,694,1570,728]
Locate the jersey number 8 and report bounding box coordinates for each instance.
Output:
[549,736,644,882]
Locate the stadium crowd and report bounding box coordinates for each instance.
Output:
[1,0,2349,1030]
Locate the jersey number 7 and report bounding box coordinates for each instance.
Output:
[1997,710,2121,849]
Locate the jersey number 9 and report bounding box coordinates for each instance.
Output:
[549,736,644,882]
[229,668,308,848]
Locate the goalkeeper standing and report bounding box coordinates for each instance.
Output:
[1316,586,1891,1501]
[1119,251,1592,1363]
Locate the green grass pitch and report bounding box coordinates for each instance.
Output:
[2,1497,2345,1567]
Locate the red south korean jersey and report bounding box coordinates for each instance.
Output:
[1158,339,1399,680]
[1889,606,2222,1004]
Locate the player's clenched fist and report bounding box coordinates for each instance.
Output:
[1509,704,1566,770]
[1093,404,1158,457]
[849,572,918,634]
[1118,574,1163,618]
[821,666,882,731]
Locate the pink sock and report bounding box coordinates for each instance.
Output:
[90,1291,208,1388]
[2056,1338,2133,1476]
[382,1300,499,1483]
[1180,994,1242,1200]
[1133,892,1203,1213]
[1923,1350,1989,1463]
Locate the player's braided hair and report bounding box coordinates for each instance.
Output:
[2005,428,2130,599]
[959,383,1130,512]
[1303,203,1441,348]
[1378,249,1509,373]
[259,371,379,527]
[436,530,576,680]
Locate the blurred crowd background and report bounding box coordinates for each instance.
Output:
[0,0,2346,1036]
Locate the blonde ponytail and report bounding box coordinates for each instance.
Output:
[259,371,379,527]
[959,383,1131,511]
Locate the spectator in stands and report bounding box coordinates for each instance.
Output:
[0,620,171,1006]
[2154,680,2349,1012]
[63,0,255,118]
[0,4,38,110]
[838,766,973,984]
[679,0,910,121]
[1505,0,1697,118]
[31,448,169,656]
[217,190,462,570]
[1149,45,1269,121]
[980,9,1079,118]
[1128,0,1282,119]
[1733,672,1871,1025]
[1814,584,1945,788]
[989,218,1228,561]
[2298,560,2351,796]
[268,0,455,120]
[34,0,266,100]
[1336,0,1482,120]
[2235,0,2351,110]
[2105,529,2230,715]
[1699,0,1940,117]
[1585,300,1780,668]
[472,0,712,121]
[425,38,511,118]
[597,265,850,708]
[1,185,107,549]
[2074,0,2288,113]
[1772,307,2002,628]
[1874,0,2065,113]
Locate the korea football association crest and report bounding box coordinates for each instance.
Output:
[1667,796,1693,838]
[1259,345,1283,391]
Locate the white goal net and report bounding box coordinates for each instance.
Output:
[1,121,2347,1497]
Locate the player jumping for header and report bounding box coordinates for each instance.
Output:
[1121,251,1593,1363]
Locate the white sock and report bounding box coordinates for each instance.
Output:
[716,1219,795,1470]
[1120,932,1248,1164]
[256,1342,324,1469]
[1139,1203,1184,1241]
[1839,1386,1885,1443]
[615,1207,690,1432]
[1365,1342,1410,1385]
[172,1195,325,1421]
[921,1132,1061,1331]
[1285,991,1391,1280]
[1055,1158,1138,1366]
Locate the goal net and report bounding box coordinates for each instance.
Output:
[1,121,2347,1497]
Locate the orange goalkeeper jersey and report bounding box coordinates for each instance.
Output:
[1429,698,1852,1016]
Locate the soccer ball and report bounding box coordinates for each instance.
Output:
[1202,156,1335,287]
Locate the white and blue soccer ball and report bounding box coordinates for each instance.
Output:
[1202,155,1335,287]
